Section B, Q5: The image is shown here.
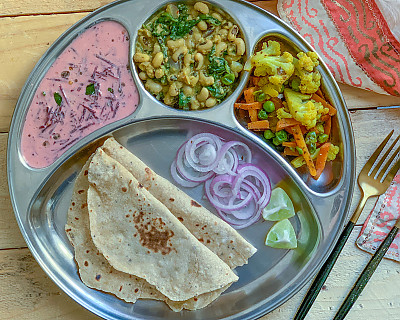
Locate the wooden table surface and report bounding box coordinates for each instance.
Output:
[1,1,400,319]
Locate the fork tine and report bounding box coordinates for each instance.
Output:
[381,144,400,183]
[372,134,400,178]
[360,130,394,175]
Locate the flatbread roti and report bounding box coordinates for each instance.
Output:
[101,137,257,268]
[87,149,238,301]
[65,157,230,311]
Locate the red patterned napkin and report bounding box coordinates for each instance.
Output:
[277,0,400,96]
[356,174,400,262]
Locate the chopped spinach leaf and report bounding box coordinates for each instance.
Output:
[54,92,62,106]
[198,14,221,25]
[207,46,231,79]
[107,87,114,93]
[149,6,222,42]
[178,90,191,108]
[207,81,228,101]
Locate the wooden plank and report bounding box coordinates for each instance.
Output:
[0,134,26,249]
[0,0,111,17]
[0,248,98,319]
[339,83,400,109]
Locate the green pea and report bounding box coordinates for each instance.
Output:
[221,73,235,85]
[305,131,317,144]
[309,142,317,154]
[263,129,275,140]
[291,78,301,91]
[258,110,269,120]
[318,133,329,143]
[256,92,267,102]
[263,100,275,113]
[272,137,281,146]
[275,130,288,142]
[296,146,304,155]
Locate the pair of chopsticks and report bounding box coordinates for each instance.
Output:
[295,130,400,320]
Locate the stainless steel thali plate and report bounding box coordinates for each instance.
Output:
[7,0,356,319]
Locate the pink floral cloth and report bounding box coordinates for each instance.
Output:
[356,174,400,261]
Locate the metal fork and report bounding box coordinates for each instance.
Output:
[294,130,400,320]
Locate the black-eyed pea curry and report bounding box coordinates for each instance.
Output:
[134,1,246,110]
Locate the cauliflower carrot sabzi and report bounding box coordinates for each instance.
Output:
[235,40,339,179]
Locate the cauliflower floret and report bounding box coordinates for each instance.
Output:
[261,82,282,97]
[293,51,321,94]
[327,144,340,161]
[245,41,294,86]
[284,88,329,129]
[276,107,293,119]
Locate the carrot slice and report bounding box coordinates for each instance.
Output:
[291,125,316,176]
[316,88,324,98]
[312,93,337,116]
[282,141,297,148]
[276,118,301,132]
[248,109,258,122]
[314,142,331,180]
[244,87,256,103]
[324,116,332,137]
[284,147,300,156]
[234,102,262,110]
[247,120,269,130]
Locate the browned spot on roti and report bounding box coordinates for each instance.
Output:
[134,288,139,293]
[71,202,75,206]
[84,170,88,176]
[206,239,211,243]
[66,228,71,232]
[133,211,175,255]
[169,198,175,202]
[177,217,184,222]
[194,297,198,301]
[78,189,85,194]
[126,214,130,218]
[122,187,127,192]
[144,167,153,180]
[129,180,132,185]
[191,200,201,207]
[119,286,123,292]
[86,250,90,253]
[84,261,88,266]
[199,238,204,242]
[75,217,79,220]
[81,203,88,209]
